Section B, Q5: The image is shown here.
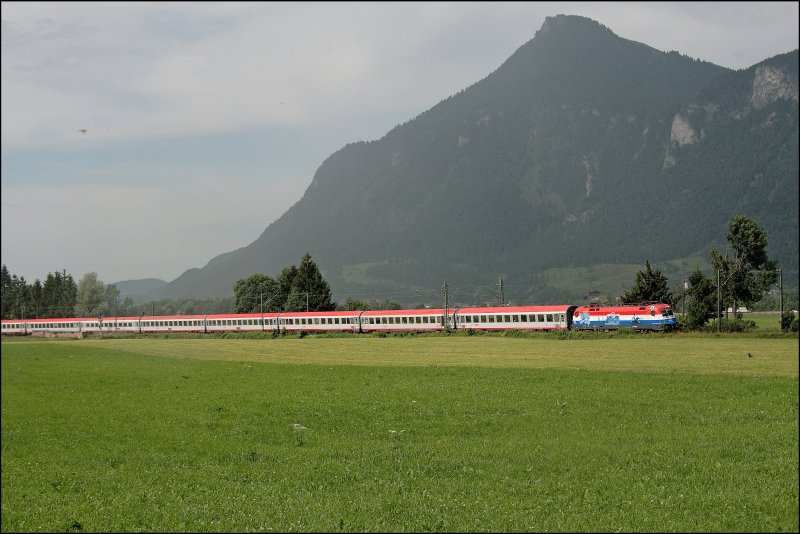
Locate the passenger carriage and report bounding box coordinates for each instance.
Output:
[454,305,577,331]
[275,310,363,333]
[360,308,446,333]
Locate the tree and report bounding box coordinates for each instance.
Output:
[30,279,44,319]
[275,265,298,311]
[1,264,12,319]
[284,254,335,312]
[75,272,108,318]
[233,273,280,313]
[105,284,121,316]
[683,268,716,329]
[344,298,372,311]
[620,261,673,305]
[41,270,76,317]
[1,267,31,320]
[711,215,777,318]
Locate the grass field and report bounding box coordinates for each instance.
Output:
[2,335,798,532]
[745,312,789,331]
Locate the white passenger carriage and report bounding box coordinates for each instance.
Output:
[360,308,445,332]
[275,310,363,333]
[454,305,577,331]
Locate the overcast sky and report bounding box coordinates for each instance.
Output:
[2,2,798,285]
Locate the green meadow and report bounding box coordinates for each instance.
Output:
[2,335,798,532]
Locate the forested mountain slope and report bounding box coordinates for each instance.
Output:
[157,15,798,303]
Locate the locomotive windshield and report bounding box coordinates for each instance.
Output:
[662,307,673,316]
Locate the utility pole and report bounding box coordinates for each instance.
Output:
[496,278,504,307]
[778,268,784,330]
[717,269,721,334]
[442,281,449,328]
[683,277,688,318]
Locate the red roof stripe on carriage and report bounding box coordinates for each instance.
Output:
[455,305,573,314]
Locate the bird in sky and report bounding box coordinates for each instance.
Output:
[748,352,753,357]
[78,129,87,134]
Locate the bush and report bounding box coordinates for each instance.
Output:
[781,311,798,332]
[709,318,758,333]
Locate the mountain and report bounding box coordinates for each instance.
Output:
[113,278,167,304]
[158,15,799,305]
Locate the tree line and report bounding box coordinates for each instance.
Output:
[619,215,797,331]
[2,217,795,331]
[1,266,131,320]
[1,266,235,320]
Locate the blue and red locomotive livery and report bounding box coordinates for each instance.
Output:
[571,302,676,332]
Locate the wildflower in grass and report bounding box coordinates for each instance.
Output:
[292,423,307,446]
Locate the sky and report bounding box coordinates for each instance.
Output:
[2,2,798,286]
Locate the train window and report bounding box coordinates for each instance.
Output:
[401,317,407,324]
[512,315,519,322]
[488,315,495,323]
[503,315,510,322]
[538,314,544,322]
[547,314,553,322]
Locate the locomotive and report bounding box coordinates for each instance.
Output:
[1,302,676,335]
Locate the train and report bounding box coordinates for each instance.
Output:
[1,302,676,336]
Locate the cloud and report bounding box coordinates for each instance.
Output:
[4,3,798,150]
[1,2,798,283]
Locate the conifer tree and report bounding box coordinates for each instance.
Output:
[283,254,335,312]
[620,261,673,305]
